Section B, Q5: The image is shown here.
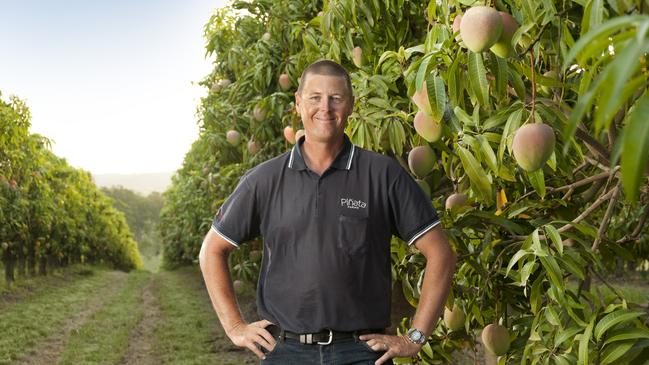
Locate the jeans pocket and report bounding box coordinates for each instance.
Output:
[338,215,369,256]
[261,340,282,357]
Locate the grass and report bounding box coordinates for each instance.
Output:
[154,266,258,365]
[0,267,125,364]
[140,253,162,273]
[58,270,150,365]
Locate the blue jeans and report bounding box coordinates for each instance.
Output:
[260,336,394,365]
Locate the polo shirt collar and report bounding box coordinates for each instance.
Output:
[288,134,356,171]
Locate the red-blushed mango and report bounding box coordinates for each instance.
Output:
[226,130,241,146]
[247,140,260,155]
[452,14,462,34]
[412,80,432,116]
[295,129,305,142]
[445,193,468,211]
[233,279,245,294]
[408,146,435,178]
[443,304,466,331]
[352,46,363,68]
[459,6,503,53]
[416,179,431,198]
[249,250,262,262]
[481,324,510,356]
[279,74,291,90]
[490,12,519,58]
[284,126,296,144]
[512,123,556,172]
[253,106,266,122]
[414,111,442,142]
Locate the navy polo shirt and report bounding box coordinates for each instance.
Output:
[212,134,440,333]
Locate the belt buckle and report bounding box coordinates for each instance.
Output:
[317,329,333,345]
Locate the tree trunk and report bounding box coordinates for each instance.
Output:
[17,255,26,278]
[27,253,36,276]
[3,254,16,284]
[39,256,47,276]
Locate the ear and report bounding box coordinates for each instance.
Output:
[295,91,302,109]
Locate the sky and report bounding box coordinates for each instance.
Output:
[0,0,227,174]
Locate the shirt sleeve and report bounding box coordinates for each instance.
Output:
[211,175,260,248]
[388,167,441,246]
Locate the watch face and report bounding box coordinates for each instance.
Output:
[408,328,424,343]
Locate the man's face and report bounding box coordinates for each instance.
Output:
[295,73,354,144]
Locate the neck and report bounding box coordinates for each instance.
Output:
[300,136,345,175]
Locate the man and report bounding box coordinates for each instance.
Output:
[199,60,456,365]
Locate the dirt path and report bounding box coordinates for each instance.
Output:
[14,271,129,365]
[119,274,162,365]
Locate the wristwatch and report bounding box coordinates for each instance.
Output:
[406,328,427,345]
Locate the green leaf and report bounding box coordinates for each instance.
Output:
[453,106,475,126]
[603,327,649,346]
[594,40,648,132]
[508,68,526,101]
[477,135,498,174]
[468,52,489,106]
[530,275,543,314]
[600,340,637,365]
[554,326,583,348]
[621,93,649,201]
[564,15,646,69]
[578,318,595,365]
[498,108,523,162]
[494,56,508,100]
[456,145,493,204]
[595,309,645,341]
[560,253,586,280]
[507,249,532,277]
[545,306,561,326]
[430,75,447,121]
[526,169,546,198]
[539,254,564,291]
[544,225,563,256]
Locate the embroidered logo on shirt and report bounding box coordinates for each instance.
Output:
[340,198,367,209]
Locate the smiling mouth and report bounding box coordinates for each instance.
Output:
[315,117,335,123]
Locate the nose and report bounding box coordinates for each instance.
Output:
[318,96,331,112]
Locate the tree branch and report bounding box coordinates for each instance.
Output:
[592,183,621,251]
[616,204,649,244]
[575,126,611,165]
[548,167,620,193]
[510,186,617,240]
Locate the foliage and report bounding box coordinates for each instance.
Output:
[101,186,164,257]
[0,92,142,283]
[160,0,649,363]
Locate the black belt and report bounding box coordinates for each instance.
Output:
[267,324,385,345]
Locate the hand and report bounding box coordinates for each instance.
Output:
[227,319,277,359]
[358,333,423,365]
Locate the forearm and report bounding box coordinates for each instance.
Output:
[199,249,246,337]
[410,248,456,336]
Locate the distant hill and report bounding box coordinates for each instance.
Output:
[92,172,173,195]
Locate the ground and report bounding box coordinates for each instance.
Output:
[1,265,647,365]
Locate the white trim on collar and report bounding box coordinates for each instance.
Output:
[288,145,296,168]
[346,144,355,170]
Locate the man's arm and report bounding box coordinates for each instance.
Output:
[410,225,456,336]
[198,228,276,359]
[359,225,456,365]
